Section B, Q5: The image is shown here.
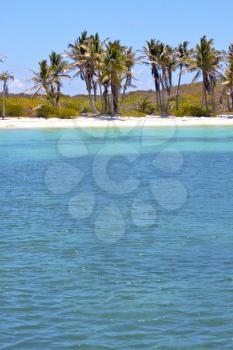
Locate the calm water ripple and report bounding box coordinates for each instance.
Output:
[0,126,233,349]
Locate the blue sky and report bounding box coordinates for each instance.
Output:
[1,0,233,94]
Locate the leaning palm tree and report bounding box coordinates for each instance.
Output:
[31,53,68,108]
[31,60,55,106]
[175,41,191,110]
[117,47,138,112]
[0,71,14,119]
[189,36,222,113]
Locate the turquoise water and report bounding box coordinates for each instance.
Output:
[1,126,233,349]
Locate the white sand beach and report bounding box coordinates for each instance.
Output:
[1,116,233,130]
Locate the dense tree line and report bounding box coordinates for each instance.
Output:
[2,34,233,117]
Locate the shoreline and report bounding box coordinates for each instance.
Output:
[1,116,233,129]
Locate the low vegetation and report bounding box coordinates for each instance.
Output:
[0,79,227,118]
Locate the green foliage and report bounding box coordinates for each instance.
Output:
[0,79,225,118]
[36,104,77,118]
[174,103,210,117]
[6,104,24,116]
[80,105,90,114]
[136,97,156,115]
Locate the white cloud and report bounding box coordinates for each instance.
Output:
[9,78,24,89]
[8,78,32,93]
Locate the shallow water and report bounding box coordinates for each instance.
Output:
[1,126,233,349]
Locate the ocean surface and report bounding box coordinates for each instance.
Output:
[1,126,233,349]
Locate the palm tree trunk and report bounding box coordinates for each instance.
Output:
[2,90,5,119]
[110,94,114,116]
[203,83,209,113]
[165,94,171,115]
[111,83,119,115]
[99,83,104,113]
[88,89,99,114]
[231,90,233,110]
[154,79,162,111]
[159,76,166,116]
[156,90,159,107]
[84,76,99,114]
[176,65,182,111]
[212,88,216,113]
[102,85,109,114]
[117,77,129,114]
[93,82,97,102]
[202,85,205,109]
[228,96,231,111]
[56,85,61,107]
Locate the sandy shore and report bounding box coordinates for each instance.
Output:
[1,116,233,129]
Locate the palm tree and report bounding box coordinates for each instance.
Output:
[0,71,14,119]
[89,33,105,102]
[49,51,69,106]
[31,60,56,106]
[118,47,137,112]
[102,40,128,114]
[175,41,191,110]
[98,66,111,114]
[160,44,176,114]
[227,43,233,61]
[144,40,176,115]
[31,53,68,107]
[189,36,222,113]
[221,61,233,110]
[97,41,136,115]
[220,45,233,111]
[67,31,102,114]
[144,39,162,110]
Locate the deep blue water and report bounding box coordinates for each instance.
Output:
[1,126,233,349]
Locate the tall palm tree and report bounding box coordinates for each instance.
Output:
[103,40,128,114]
[118,47,137,113]
[160,44,176,114]
[144,39,162,110]
[49,51,69,106]
[97,42,136,115]
[0,71,14,119]
[175,41,191,110]
[144,40,176,115]
[220,45,233,111]
[67,31,102,114]
[221,61,233,110]
[89,33,104,102]
[189,36,222,113]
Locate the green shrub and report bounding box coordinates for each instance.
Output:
[5,104,24,116]
[80,105,90,114]
[36,105,78,118]
[136,97,156,115]
[175,104,210,117]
